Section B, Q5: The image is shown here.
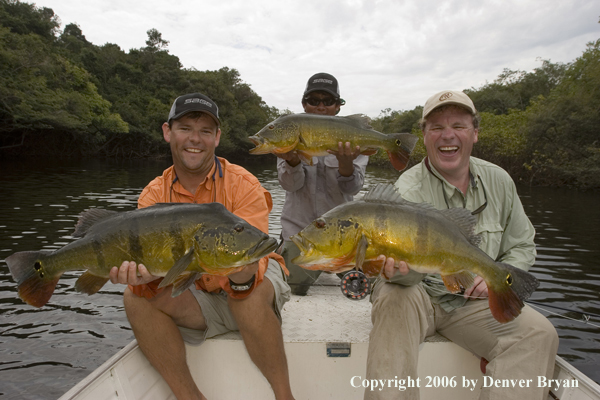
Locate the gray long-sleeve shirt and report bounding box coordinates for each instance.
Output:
[278,154,369,240]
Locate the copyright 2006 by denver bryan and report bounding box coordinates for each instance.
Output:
[351,375,579,392]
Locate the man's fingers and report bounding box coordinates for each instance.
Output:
[109,266,119,284]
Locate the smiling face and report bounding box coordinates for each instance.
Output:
[163,113,221,179]
[422,105,478,185]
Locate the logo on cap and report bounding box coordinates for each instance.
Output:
[439,92,453,102]
[184,98,213,108]
[313,78,333,85]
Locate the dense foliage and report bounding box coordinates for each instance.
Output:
[371,43,600,189]
[1,0,598,188]
[0,0,276,159]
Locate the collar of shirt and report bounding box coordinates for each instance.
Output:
[424,157,484,211]
[170,161,219,200]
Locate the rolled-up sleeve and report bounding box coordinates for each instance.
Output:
[336,155,368,196]
[277,158,306,192]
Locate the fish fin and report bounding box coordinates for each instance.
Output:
[360,148,379,156]
[158,248,195,289]
[272,144,299,155]
[361,259,385,277]
[343,114,373,130]
[6,251,61,307]
[385,132,418,171]
[354,234,369,269]
[487,286,524,323]
[363,184,407,204]
[441,272,475,293]
[439,208,481,247]
[297,150,314,165]
[486,263,538,323]
[75,272,109,295]
[171,272,200,297]
[301,263,354,274]
[73,208,118,237]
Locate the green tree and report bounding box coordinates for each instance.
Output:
[0,26,127,153]
[524,39,600,188]
[0,0,59,40]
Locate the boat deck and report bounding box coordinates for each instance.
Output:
[59,274,600,400]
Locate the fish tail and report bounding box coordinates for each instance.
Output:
[5,251,62,308]
[386,133,419,171]
[487,262,539,323]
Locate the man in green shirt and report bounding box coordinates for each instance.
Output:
[365,90,558,400]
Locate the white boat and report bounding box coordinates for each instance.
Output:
[59,274,600,400]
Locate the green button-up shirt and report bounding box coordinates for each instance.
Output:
[386,156,536,312]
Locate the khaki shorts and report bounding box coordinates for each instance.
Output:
[178,258,290,345]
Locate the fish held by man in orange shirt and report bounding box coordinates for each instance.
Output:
[6,203,278,307]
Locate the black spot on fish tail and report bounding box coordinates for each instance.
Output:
[6,251,60,308]
[92,239,106,270]
[498,262,539,301]
[128,218,143,262]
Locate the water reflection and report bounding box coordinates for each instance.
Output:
[0,159,598,399]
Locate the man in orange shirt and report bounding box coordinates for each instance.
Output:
[109,93,294,400]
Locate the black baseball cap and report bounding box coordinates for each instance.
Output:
[167,93,220,126]
[303,73,341,99]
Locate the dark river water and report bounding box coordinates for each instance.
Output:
[0,158,598,399]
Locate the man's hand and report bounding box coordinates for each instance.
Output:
[377,255,410,279]
[464,276,489,299]
[228,261,259,284]
[328,142,361,177]
[276,151,301,167]
[109,261,159,286]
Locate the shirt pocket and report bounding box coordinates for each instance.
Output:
[476,221,504,261]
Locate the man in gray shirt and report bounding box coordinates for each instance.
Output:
[277,73,369,295]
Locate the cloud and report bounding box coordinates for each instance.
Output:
[35,0,600,117]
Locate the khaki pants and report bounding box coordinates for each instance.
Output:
[178,259,291,345]
[365,282,559,400]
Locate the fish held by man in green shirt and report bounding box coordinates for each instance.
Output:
[290,184,539,323]
[248,113,418,171]
[6,203,278,308]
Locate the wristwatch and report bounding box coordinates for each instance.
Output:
[229,274,256,292]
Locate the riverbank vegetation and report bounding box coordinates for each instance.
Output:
[1,1,598,189]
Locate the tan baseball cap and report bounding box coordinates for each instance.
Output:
[422,90,476,119]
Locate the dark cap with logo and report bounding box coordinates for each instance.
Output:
[303,72,341,99]
[168,93,220,126]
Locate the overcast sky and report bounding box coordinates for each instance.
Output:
[32,0,600,118]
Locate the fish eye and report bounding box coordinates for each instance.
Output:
[34,262,42,271]
[268,124,275,130]
[314,218,326,229]
[234,224,244,233]
[506,274,513,286]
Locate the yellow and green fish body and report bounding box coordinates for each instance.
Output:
[7,203,278,307]
[248,113,418,171]
[291,184,539,323]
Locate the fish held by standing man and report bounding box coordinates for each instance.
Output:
[290,184,539,323]
[6,203,278,308]
[248,113,418,171]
